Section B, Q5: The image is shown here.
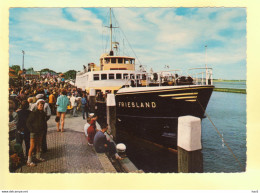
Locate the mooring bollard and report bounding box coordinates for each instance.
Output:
[106,94,116,141]
[89,88,96,113]
[177,115,203,173]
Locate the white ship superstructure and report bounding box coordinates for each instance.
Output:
[75,9,146,93]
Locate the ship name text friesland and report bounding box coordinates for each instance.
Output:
[118,101,157,108]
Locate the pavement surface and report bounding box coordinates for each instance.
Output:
[15,113,117,173]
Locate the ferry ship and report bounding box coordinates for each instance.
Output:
[75,56,146,94]
[116,68,214,148]
[75,9,146,94]
[75,8,214,148]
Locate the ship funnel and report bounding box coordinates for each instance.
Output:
[109,50,114,56]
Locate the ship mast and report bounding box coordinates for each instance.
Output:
[107,8,118,55]
[110,8,112,51]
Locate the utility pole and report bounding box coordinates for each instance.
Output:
[205,45,207,69]
[22,50,25,87]
[205,45,208,85]
[22,50,25,70]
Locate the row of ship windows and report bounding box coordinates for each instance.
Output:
[93,73,145,81]
[102,58,135,64]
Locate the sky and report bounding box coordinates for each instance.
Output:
[9,8,246,80]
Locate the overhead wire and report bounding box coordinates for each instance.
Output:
[102,9,110,54]
[111,9,142,67]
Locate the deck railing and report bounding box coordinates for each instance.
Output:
[188,67,213,86]
[122,67,213,87]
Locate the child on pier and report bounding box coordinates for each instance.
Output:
[84,117,91,138]
[87,114,98,145]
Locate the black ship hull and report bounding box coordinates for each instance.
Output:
[116,85,214,119]
[115,85,214,149]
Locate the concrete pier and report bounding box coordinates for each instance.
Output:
[14,115,116,173]
[95,97,143,173]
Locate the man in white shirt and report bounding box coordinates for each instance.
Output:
[70,93,77,117]
[57,77,61,84]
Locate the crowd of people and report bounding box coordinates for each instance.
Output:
[9,76,89,168]
[9,76,121,170]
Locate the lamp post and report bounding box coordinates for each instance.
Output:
[22,50,25,86]
[205,45,208,85]
[205,45,207,68]
[22,50,25,70]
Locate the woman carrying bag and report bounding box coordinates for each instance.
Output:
[56,89,70,132]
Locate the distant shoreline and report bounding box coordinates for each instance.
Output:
[213,88,246,94]
[213,79,246,82]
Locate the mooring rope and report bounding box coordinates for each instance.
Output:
[197,99,245,171]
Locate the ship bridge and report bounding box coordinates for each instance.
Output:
[99,54,135,71]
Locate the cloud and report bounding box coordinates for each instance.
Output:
[9,8,246,80]
[113,8,150,32]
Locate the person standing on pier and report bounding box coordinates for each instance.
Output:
[26,99,47,167]
[31,94,51,153]
[28,97,34,111]
[16,100,31,158]
[49,91,56,115]
[9,100,18,151]
[57,76,61,87]
[93,123,122,160]
[70,93,77,117]
[84,117,92,138]
[56,89,70,132]
[81,93,88,120]
[61,76,65,87]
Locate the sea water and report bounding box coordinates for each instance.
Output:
[202,91,246,172]
[123,82,247,173]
